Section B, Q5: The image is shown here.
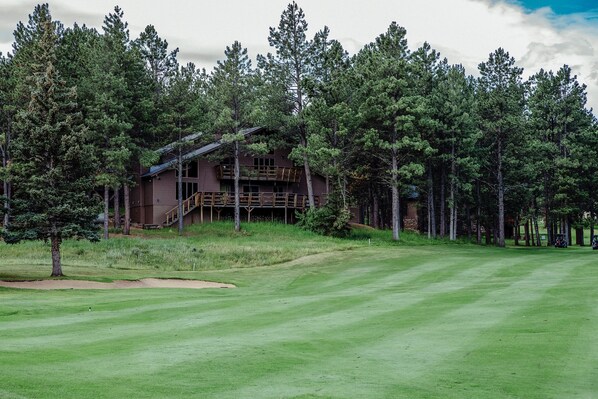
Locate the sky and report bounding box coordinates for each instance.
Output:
[1,0,597,113]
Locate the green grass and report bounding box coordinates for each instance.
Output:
[0,222,357,280]
[1,223,597,398]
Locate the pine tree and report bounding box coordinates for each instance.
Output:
[410,43,443,238]
[435,65,479,240]
[84,7,135,239]
[161,63,207,235]
[258,2,318,209]
[355,22,431,240]
[528,65,593,245]
[133,24,179,152]
[4,11,98,276]
[477,48,525,247]
[302,28,355,234]
[209,41,260,232]
[0,53,13,228]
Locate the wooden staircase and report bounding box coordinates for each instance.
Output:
[163,192,201,226]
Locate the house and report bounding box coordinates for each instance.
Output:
[130,127,328,227]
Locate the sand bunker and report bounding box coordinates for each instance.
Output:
[0,278,235,290]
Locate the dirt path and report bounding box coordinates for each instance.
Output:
[0,278,235,290]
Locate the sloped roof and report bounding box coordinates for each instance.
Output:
[142,127,264,177]
[155,132,204,155]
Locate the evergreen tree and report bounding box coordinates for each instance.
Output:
[435,65,479,240]
[410,43,443,238]
[4,11,98,276]
[528,65,594,245]
[0,53,14,227]
[84,7,136,239]
[477,48,525,247]
[302,28,354,234]
[134,25,179,98]
[355,22,431,240]
[133,24,179,151]
[258,2,318,209]
[209,41,260,232]
[161,63,207,235]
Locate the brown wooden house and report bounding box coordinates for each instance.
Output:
[130,127,328,227]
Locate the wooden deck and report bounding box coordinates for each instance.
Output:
[164,192,320,226]
[215,165,303,183]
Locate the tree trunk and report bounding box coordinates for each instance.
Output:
[576,226,584,246]
[114,185,120,229]
[302,143,315,210]
[50,233,63,277]
[391,148,400,241]
[476,181,481,245]
[466,206,472,241]
[546,212,552,245]
[177,149,184,235]
[234,140,241,232]
[427,166,436,239]
[123,183,130,235]
[497,139,505,247]
[103,185,109,240]
[514,215,519,246]
[449,146,457,241]
[591,211,595,244]
[439,170,446,237]
[1,120,10,227]
[524,219,530,246]
[372,193,379,229]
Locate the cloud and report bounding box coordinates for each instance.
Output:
[0,1,107,54]
[463,0,598,111]
[1,0,597,113]
[177,48,225,70]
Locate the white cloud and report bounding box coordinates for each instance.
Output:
[1,0,597,113]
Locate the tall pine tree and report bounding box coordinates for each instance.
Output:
[4,11,98,276]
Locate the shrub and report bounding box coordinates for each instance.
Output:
[297,194,351,237]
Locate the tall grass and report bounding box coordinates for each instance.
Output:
[0,222,358,279]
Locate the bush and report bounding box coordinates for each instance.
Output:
[296,198,351,238]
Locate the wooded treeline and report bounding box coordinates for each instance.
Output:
[1,3,597,274]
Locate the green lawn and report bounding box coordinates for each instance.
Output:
[1,224,597,398]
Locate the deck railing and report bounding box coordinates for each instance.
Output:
[164,191,320,225]
[215,165,303,183]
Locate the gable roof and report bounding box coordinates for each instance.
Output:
[155,132,204,156]
[142,127,264,178]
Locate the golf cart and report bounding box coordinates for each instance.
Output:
[592,235,598,250]
[554,234,568,248]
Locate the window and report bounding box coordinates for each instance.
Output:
[175,182,198,200]
[175,161,198,178]
[254,158,274,168]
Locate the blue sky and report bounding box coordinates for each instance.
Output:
[0,0,597,113]
[516,0,598,14]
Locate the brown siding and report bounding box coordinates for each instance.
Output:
[133,146,329,226]
[143,180,153,224]
[198,159,220,192]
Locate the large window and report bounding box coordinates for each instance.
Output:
[175,182,198,200]
[175,160,198,178]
